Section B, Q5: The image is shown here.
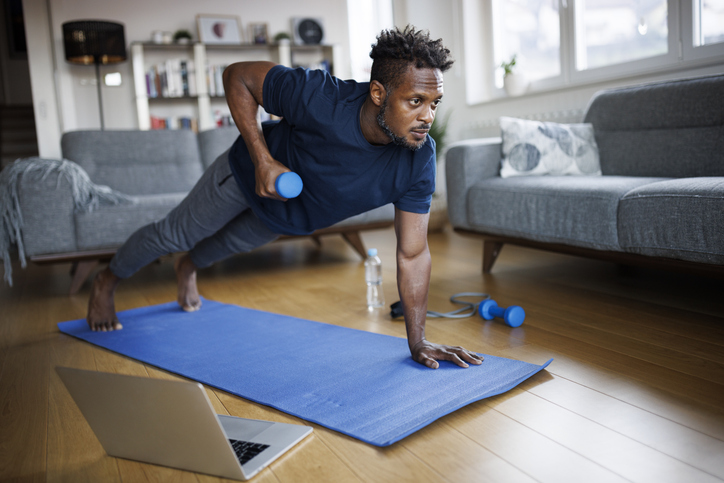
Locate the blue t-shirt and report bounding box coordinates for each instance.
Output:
[228,65,436,236]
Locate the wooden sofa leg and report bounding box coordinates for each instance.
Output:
[342,231,367,259]
[69,259,99,295]
[483,240,504,273]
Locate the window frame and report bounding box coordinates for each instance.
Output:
[465,0,724,105]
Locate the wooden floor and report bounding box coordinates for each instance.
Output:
[2,227,724,482]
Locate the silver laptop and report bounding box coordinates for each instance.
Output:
[56,366,313,480]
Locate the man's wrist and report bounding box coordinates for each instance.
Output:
[409,338,427,352]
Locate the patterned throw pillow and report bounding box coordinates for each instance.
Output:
[499,116,601,178]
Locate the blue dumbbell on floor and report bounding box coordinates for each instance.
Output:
[275,172,303,199]
[478,299,525,327]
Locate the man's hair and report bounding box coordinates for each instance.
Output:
[369,25,453,91]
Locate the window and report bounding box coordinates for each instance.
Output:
[492,0,561,87]
[464,0,724,102]
[347,0,394,82]
[575,0,668,71]
[695,0,724,46]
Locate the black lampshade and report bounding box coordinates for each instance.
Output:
[62,20,126,65]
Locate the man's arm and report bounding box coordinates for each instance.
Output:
[395,208,484,369]
[222,61,288,200]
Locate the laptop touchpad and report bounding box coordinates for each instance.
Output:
[218,415,274,441]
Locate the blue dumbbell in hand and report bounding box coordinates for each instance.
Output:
[478,299,525,327]
[275,172,303,199]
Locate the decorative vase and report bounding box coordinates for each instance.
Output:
[503,72,528,97]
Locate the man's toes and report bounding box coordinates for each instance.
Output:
[181,301,201,312]
[88,318,122,332]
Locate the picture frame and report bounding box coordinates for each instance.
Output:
[249,22,269,45]
[196,14,242,45]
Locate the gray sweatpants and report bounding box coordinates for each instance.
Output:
[109,150,279,279]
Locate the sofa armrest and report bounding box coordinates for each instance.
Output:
[17,167,78,257]
[445,137,502,230]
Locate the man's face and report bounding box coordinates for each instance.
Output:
[376,66,444,152]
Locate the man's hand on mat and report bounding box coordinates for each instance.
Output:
[411,340,484,369]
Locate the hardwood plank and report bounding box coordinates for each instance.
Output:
[0,274,50,483]
[508,279,724,370]
[542,261,724,320]
[500,344,724,441]
[539,276,724,346]
[0,338,50,482]
[509,324,724,408]
[400,420,537,483]
[522,307,724,385]
[317,430,450,483]
[444,396,630,483]
[489,388,722,483]
[527,375,724,478]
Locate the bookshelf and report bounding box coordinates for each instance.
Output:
[131,41,340,131]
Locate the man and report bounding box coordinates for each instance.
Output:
[87,26,483,370]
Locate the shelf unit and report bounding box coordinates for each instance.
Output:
[131,41,340,131]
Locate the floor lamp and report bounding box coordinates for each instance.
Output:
[62,20,126,130]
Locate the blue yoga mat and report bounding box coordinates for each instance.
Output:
[58,298,552,446]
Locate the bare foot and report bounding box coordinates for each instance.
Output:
[87,267,123,332]
[174,254,201,312]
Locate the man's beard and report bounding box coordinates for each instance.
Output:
[376,98,428,152]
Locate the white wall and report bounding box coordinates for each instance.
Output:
[395,0,724,144]
[24,0,351,156]
[24,0,62,158]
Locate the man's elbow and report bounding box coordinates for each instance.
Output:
[222,63,240,91]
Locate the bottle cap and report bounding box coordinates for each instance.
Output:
[367,248,377,257]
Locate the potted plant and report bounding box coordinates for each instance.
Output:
[501,54,528,96]
[173,29,193,44]
[273,32,292,45]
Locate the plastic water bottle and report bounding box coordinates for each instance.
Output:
[365,248,385,309]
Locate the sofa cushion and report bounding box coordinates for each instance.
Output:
[618,177,724,264]
[584,74,724,177]
[74,193,187,250]
[62,130,204,196]
[467,176,668,250]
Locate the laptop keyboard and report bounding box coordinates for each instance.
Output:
[229,439,270,465]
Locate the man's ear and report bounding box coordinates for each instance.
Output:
[369,80,387,107]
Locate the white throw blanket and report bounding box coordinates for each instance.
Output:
[0,157,131,286]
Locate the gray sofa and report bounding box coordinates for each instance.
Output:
[446,74,724,275]
[14,127,393,293]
